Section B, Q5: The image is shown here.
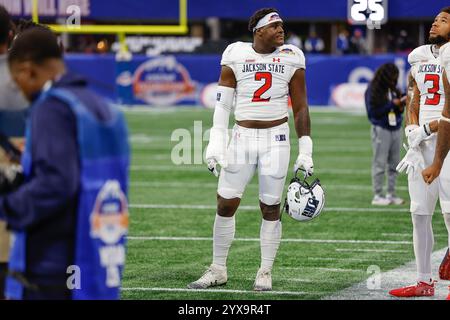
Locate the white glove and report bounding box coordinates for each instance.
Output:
[396,146,425,177]
[405,124,430,149]
[205,127,228,177]
[294,136,314,176]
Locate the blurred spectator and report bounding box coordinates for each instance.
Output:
[350,28,367,54]
[395,29,415,54]
[2,27,130,300]
[336,29,350,55]
[0,5,28,301]
[286,30,302,49]
[364,63,406,206]
[304,31,324,53]
[79,35,97,54]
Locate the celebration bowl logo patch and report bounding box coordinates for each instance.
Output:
[91,180,129,245]
[280,48,295,55]
[133,56,196,105]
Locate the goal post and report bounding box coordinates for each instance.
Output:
[31,0,188,35]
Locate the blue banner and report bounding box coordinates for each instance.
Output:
[1,0,448,20]
[65,53,410,108]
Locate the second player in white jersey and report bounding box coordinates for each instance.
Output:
[409,45,445,125]
[221,41,305,121]
[391,8,450,298]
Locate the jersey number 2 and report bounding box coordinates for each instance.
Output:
[424,74,441,106]
[252,72,272,102]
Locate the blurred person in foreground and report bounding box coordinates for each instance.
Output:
[390,7,450,299]
[0,27,130,300]
[365,63,406,206]
[0,5,28,300]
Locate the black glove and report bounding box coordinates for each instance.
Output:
[0,165,24,194]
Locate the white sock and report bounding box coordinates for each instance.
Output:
[212,214,235,267]
[260,219,282,271]
[444,213,450,250]
[412,214,434,283]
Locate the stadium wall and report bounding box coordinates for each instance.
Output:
[2,0,448,20]
[65,53,410,108]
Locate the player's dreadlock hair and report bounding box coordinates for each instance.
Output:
[441,6,450,14]
[369,63,401,109]
[8,27,62,65]
[248,8,279,32]
[0,5,11,45]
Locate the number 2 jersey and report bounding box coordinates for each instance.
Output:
[408,44,445,125]
[220,41,305,121]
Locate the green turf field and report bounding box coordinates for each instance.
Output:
[121,107,448,300]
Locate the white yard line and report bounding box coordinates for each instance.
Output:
[121,287,325,296]
[129,203,410,213]
[250,277,336,284]
[306,257,405,263]
[335,248,409,253]
[127,236,411,245]
[279,267,364,273]
[130,165,373,174]
[381,233,448,238]
[324,247,450,300]
[129,181,408,191]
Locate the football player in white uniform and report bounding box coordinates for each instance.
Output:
[390,7,450,298]
[187,8,313,291]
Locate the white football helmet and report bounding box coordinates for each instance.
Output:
[283,170,325,222]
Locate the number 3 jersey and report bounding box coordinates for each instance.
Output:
[408,44,445,125]
[221,41,305,121]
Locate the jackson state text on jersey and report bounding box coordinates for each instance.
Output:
[221,42,305,121]
[409,45,445,125]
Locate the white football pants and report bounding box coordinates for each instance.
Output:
[408,135,450,215]
[217,122,290,206]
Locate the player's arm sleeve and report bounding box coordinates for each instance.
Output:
[0,99,79,230]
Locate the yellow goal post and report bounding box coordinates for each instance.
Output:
[31,0,188,52]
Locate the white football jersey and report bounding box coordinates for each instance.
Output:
[409,45,445,124]
[221,42,305,121]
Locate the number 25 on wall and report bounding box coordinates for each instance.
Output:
[349,0,386,23]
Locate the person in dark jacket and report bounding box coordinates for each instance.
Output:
[0,6,29,300]
[0,27,129,300]
[365,63,406,206]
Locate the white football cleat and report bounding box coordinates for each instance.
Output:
[371,195,391,206]
[386,194,405,205]
[187,264,227,289]
[253,268,272,291]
